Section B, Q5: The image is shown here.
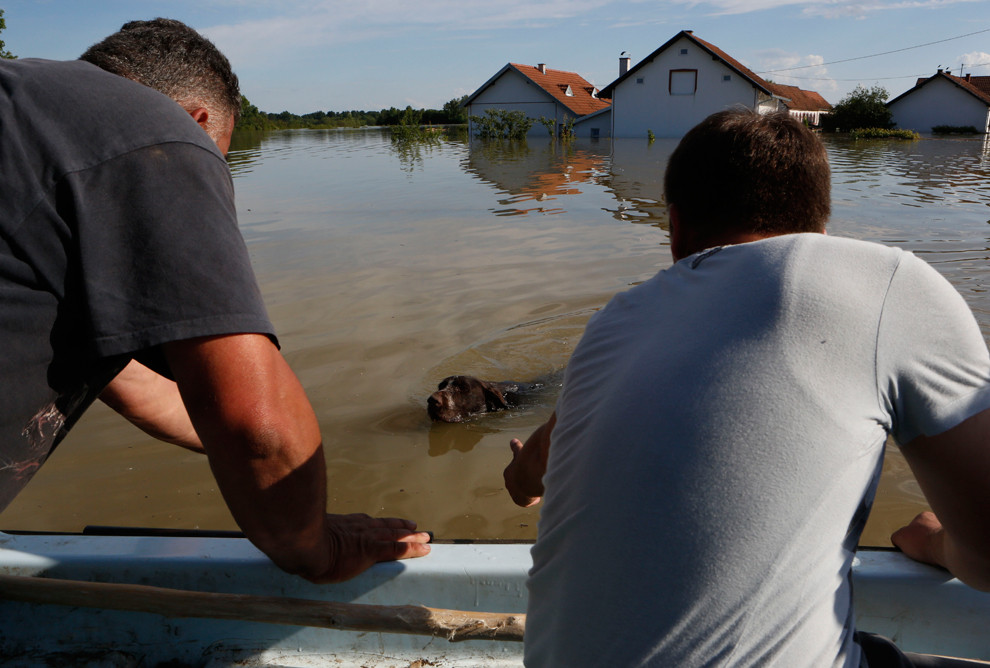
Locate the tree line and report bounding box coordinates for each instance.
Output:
[236,95,469,132]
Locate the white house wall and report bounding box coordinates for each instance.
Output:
[889,78,990,133]
[612,36,762,138]
[573,109,612,139]
[466,70,567,137]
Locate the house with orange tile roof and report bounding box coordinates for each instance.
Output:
[463,63,612,138]
[598,30,831,138]
[887,70,990,134]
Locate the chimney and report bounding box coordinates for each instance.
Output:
[619,52,631,76]
[966,73,972,82]
[537,63,547,74]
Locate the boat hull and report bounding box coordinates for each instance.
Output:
[1,531,989,666]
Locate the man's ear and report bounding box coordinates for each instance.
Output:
[186,106,210,133]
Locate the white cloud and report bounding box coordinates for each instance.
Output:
[958,50,990,73]
[655,0,982,17]
[801,0,983,19]
[754,49,838,93]
[203,0,617,68]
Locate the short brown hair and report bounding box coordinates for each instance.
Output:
[80,18,240,123]
[663,108,830,239]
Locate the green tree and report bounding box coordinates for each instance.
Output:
[1,9,18,59]
[821,85,892,132]
[235,96,277,131]
[441,95,468,124]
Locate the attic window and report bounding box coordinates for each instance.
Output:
[565,85,574,96]
[636,77,645,84]
[680,48,688,55]
[670,69,697,95]
[723,75,731,82]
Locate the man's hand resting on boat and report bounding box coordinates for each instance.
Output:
[504,412,556,507]
[308,513,431,583]
[890,409,990,593]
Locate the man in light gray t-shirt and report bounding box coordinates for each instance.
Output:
[504,109,990,667]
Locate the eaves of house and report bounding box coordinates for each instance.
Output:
[598,30,775,100]
[890,71,990,108]
[598,30,830,113]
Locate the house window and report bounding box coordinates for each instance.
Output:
[591,128,600,139]
[565,85,574,97]
[636,77,645,84]
[680,48,688,55]
[723,75,731,82]
[669,69,697,95]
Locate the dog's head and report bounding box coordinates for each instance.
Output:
[427,375,510,423]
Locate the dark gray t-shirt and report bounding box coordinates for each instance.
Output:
[0,59,276,511]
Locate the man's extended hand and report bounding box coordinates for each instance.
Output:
[309,513,432,584]
[504,438,544,507]
[503,413,556,507]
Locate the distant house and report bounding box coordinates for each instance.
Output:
[463,63,612,138]
[598,30,831,138]
[887,71,990,134]
[764,83,832,127]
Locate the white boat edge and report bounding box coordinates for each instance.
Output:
[1,531,989,666]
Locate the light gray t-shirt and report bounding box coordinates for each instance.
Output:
[526,234,990,667]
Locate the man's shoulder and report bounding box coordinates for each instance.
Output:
[2,58,219,159]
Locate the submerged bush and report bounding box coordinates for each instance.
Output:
[932,125,982,135]
[390,124,443,144]
[470,109,534,139]
[850,127,920,140]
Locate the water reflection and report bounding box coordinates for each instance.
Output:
[461,138,611,217]
[598,138,675,228]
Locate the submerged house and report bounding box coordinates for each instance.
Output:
[887,71,990,134]
[598,30,831,138]
[463,63,612,137]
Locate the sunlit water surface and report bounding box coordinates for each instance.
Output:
[5,130,990,547]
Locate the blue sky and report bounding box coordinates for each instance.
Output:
[3,1,989,114]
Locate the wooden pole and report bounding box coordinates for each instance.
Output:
[0,574,525,643]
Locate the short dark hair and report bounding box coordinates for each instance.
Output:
[664,108,831,239]
[80,17,240,122]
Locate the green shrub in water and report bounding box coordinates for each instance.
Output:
[849,127,920,140]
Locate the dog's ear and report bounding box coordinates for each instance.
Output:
[480,382,509,411]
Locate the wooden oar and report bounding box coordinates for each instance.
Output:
[0,573,525,643]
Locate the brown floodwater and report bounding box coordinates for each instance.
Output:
[4,130,990,547]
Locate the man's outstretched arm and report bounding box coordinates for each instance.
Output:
[891,407,990,592]
[504,412,556,507]
[163,333,430,582]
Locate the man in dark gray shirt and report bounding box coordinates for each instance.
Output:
[0,18,430,582]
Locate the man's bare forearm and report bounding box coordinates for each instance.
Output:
[164,334,332,578]
[163,334,430,582]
